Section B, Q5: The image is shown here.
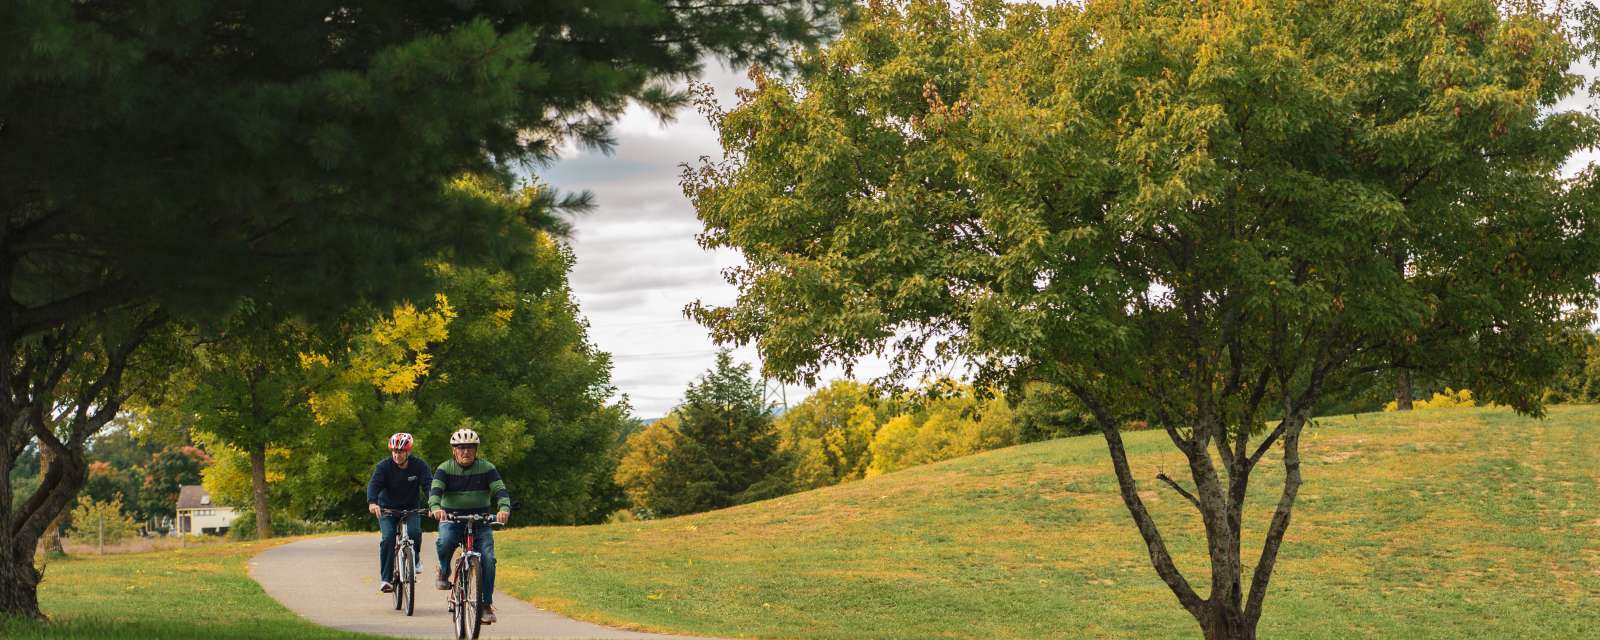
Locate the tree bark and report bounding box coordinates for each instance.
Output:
[1,433,88,620]
[1200,602,1255,640]
[34,449,65,561]
[250,444,272,539]
[1394,369,1414,410]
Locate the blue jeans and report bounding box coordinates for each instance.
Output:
[436,519,496,605]
[378,512,422,582]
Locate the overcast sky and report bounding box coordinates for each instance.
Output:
[542,64,890,418]
[544,57,1600,418]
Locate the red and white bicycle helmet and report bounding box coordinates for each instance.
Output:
[388,432,414,452]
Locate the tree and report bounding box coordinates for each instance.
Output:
[175,310,344,539]
[1,0,844,617]
[683,1,1600,638]
[137,446,211,532]
[65,495,137,551]
[620,352,788,517]
[411,231,625,526]
[81,462,138,518]
[773,380,883,489]
[614,415,683,517]
[1013,382,1094,442]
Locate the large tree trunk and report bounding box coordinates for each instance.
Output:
[249,444,272,539]
[1393,369,1414,411]
[1,433,89,620]
[1199,603,1255,640]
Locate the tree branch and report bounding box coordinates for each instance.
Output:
[1155,472,1202,512]
[1245,414,1306,625]
[14,278,142,336]
[1066,380,1205,616]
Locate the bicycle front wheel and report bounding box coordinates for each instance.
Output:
[401,545,416,616]
[453,559,467,639]
[463,558,482,640]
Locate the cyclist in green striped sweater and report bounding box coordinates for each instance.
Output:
[428,427,511,625]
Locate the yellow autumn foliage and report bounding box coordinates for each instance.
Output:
[1384,387,1478,412]
[307,294,455,425]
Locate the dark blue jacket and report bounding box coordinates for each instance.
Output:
[366,456,433,509]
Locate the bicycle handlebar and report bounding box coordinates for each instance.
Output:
[379,507,430,517]
[440,512,505,527]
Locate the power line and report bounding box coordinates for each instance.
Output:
[607,349,720,361]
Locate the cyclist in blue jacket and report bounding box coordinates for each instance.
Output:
[367,432,433,593]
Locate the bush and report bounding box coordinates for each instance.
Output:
[1384,387,1477,411]
[67,494,139,547]
[225,509,341,540]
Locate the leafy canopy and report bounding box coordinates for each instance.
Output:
[689,0,1600,429]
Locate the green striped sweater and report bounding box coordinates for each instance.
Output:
[428,458,511,514]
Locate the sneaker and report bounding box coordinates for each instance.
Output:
[380,583,395,594]
[480,605,496,625]
[435,576,452,591]
[415,562,423,576]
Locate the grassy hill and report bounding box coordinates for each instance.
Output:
[496,405,1600,639]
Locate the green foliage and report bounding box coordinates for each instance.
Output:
[197,434,291,512]
[223,509,340,541]
[4,0,848,332]
[163,218,625,529]
[1545,331,1600,404]
[410,239,628,526]
[1012,382,1095,441]
[689,0,1600,413]
[81,463,139,520]
[616,352,788,517]
[135,446,210,529]
[11,475,40,514]
[66,495,138,546]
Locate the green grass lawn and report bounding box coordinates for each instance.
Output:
[1,536,393,640]
[495,405,1600,639]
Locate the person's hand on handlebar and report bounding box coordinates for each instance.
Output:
[430,509,446,521]
[496,511,509,525]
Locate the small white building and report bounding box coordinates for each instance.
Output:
[175,485,236,535]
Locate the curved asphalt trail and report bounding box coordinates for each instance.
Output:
[250,534,712,640]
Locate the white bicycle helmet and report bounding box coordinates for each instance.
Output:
[449,428,480,446]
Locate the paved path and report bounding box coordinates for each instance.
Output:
[250,534,710,639]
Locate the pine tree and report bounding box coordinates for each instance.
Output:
[650,352,787,516]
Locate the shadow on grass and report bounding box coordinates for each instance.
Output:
[0,616,389,640]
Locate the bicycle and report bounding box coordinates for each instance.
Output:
[440,512,502,639]
[381,508,429,616]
